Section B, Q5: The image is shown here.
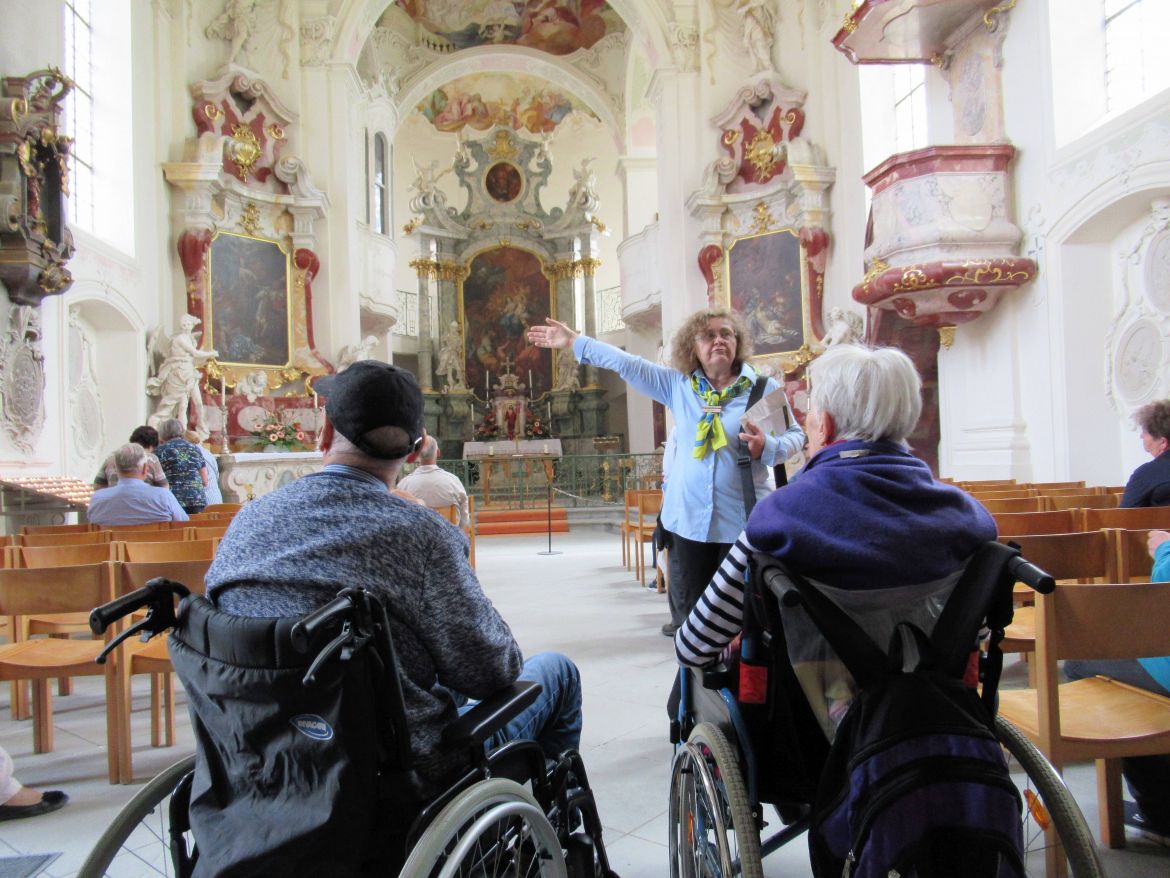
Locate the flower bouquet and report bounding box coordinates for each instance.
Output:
[251,414,307,452]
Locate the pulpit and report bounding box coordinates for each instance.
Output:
[463,439,563,506]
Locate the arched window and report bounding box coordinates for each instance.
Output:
[859,64,928,176]
[373,133,389,235]
[64,0,95,232]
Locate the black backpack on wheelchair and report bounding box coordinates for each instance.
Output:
[755,544,1028,878]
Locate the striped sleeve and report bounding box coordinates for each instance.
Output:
[674,532,757,668]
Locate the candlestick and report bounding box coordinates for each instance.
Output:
[547,401,552,422]
[311,388,318,409]
[528,369,534,399]
[486,370,491,397]
[220,375,226,398]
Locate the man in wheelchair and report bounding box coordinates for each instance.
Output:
[185,360,597,874]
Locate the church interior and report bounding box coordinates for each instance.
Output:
[0,0,1169,875]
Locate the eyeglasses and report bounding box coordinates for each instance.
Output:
[694,328,736,344]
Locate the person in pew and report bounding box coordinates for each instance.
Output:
[1064,528,1170,845]
[93,425,168,489]
[87,443,189,526]
[0,745,66,822]
[674,344,996,736]
[1122,400,1170,507]
[186,430,222,507]
[395,436,470,528]
[155,418,209,515]
[205,361,581,784]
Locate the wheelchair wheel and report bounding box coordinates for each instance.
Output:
[77,755,196,878]
[669,722,763,878]
[401,777,568,878]
[995,717,1104,878]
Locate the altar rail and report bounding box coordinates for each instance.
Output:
[413,452,664,509]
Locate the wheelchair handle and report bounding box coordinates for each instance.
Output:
[290,593,355,654]
[1006,553,1055,594]
[89,578,191,635]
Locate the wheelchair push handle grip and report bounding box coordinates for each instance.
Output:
[1007,554,1055,594]
[291,593,355,653]
[89,578,191,635]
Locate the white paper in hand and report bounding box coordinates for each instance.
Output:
[743,387,793,438]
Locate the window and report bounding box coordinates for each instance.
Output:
[1103,0,1170,113]
[373,133,388,235]
[64,0,95,232]
[859,64,929,176]
[364,130,370,226]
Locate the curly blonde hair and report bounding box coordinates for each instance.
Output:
[669,307,753,375]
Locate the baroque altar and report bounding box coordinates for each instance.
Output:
[216,451,324,503]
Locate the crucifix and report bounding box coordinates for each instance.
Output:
[500,352,516,375]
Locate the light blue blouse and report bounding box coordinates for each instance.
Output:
[573,335,805,543]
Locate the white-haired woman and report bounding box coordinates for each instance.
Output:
[529,309,805,636]
[675,344,996,735]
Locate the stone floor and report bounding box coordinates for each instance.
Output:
[0,528,1166,876]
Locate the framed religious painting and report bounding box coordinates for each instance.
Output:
[205,230,293,371]
[722,227,811,367]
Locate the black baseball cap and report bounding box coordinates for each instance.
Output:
[316,361,424,459]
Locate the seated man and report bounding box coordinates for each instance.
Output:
[88,443,189,526]
[675,344,995,735]
[206,361,581,784]
[93,425,168,489]
[396,436,470,528]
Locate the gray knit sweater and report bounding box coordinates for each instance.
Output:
[206,466,523,781]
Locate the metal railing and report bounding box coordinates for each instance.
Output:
[403,452,663,509]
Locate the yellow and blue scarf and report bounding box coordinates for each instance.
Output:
[691,374,752,459]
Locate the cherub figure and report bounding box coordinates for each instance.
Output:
[437,321,467,391]
[821,307,865,348]
[236,370,269,402]
[337,335,379,371]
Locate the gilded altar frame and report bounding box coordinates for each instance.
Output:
[204,229,299,388]
[721,226,812,373]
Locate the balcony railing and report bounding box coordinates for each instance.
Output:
[402,452,663,509]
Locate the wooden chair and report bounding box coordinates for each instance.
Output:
[21,522,98,536]
[1083,506,1170,532]
[106,522,169,533]
[112,558,212,783]
[967,489,1038,501]
[997,582,1170,857]
[980,496,1047,514]
[20,530,112,547]
[431,505,460,524]
[1113,528,1156,583]
[993,509,1080,537]
[958,479,1017,489]
[103,527,190,543]
[1044,493,1119,512]
[1023,480,1087,492]
[631,491,662,585]
[115,539,219,563]
[189,524,232,541]
[620,489,638,570]
[201,503,243,514]
[0,563,120,781]
[466,495,477,571]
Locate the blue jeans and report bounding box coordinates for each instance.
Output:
[457,652,582,759]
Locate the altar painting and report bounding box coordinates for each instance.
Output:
[394,1,625,55]
[206,231,292,367]
[462,247,552,398]
[724,228,807,358]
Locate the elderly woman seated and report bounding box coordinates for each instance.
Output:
[674,344,996,736]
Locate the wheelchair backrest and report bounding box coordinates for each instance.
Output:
[167,590,418,876]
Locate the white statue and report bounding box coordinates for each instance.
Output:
[568,158,598,210]
[146,314,219,439]
[337,335,378,371]
[436,321,467,391]
[410,157,451,198]
[236,369,269,402]
[553,346,581,392]
[821,308,865,348]
[205,0,259,67]
[736,0,775,74]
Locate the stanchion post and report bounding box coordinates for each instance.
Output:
[537,480,561,556]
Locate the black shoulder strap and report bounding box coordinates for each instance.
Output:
[738,378,787,518]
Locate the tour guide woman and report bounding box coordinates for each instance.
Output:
[528,308,805,636]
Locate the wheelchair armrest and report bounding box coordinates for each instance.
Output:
[701,661,735,691]
[440,680,541,752]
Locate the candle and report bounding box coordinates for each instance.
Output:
[528,370,534,399]
[486,370,491,396]
[547,401,552,421]
[311,388,318,409]
[220,375,226,398]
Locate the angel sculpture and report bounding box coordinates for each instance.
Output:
[821,307,865,348]
[736,0,775,74]
[337,335,378,371]
[410,157,452,198]
[146,314,218,439]
[436,321,468,391]
[568,158,598,210]
[236,370,269,402]
[553,346,581,392]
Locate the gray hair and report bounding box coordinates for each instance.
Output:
[158,418,186,442]
[113,443,147,474]
[807,344,921,445]
[418,435,439,464]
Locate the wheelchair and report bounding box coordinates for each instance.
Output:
[78,580,618,878]
[668,541,1105,878]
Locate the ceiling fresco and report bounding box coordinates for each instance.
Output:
[394,1,626,55]
[415,72,599,134]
